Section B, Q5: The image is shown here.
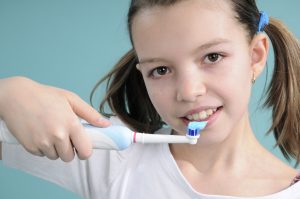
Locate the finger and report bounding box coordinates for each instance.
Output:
[54,138,75,162]
[50,125,75,162]
[69,124,93,160]
[25,148,45,157]
[36,137,59,160]
[42,146,59,160]
[22,141,45,157]
[36,149,45,157]
[64,90,111,127]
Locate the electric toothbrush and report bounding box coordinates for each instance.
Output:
[0,119,207,150]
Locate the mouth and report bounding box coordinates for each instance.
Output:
[182,106,223,123]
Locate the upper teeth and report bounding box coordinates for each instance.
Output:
[186,108,217,120]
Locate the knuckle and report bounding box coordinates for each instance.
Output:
[42,126,67,143]
[68,91,79,99]
[37,139,52,151]
[52,131,68,142]
[69,120,82,132]
[63,89,79,100]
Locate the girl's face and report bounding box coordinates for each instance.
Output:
[132,0,255,144]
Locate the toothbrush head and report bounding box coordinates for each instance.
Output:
[186,121,207,144]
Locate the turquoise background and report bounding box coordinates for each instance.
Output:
[0,0,299,198]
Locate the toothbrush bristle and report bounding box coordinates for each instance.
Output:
[186,121,207,137]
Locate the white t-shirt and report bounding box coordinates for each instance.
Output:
[2,128,300,199]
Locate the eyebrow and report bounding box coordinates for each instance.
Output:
[193,38,231,53]
[138,38,231,65]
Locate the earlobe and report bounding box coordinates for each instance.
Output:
[250,34,269,78]
[136,63,141,70]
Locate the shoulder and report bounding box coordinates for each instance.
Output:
[266,155,298,185]
[240,144,298,196]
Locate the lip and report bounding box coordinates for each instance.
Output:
[181,106,223,127]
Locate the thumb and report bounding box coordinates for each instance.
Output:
[63,89,111,127]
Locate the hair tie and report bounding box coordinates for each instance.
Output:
[257,11,269,32]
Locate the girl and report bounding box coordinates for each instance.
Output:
[1,0,300,198]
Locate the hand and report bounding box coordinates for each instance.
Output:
[0,76,110,162]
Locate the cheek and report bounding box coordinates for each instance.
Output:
[148,89,164,109]
[144,81,174,120]
[219,60,253,114]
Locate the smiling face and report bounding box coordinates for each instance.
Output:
[132,0,256,143]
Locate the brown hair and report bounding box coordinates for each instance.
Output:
[91,49,164,133]
[264,19,300,165]
[90,0,300,165]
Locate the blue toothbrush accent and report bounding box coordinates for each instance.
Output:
[187,121,207,138]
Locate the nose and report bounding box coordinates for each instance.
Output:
[176,71,206,102]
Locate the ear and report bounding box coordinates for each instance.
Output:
[249,33,269,79]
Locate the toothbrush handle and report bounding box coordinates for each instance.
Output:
[82,123,134,150]
[0,120,134,150]
[134,133,196,144]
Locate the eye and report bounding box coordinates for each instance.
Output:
[149,66,170,78]
[203,53,223,64]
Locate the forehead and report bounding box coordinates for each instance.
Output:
[131,0,246,59]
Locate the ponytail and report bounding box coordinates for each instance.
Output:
[264,18,300,166]
[90,49,164,133]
